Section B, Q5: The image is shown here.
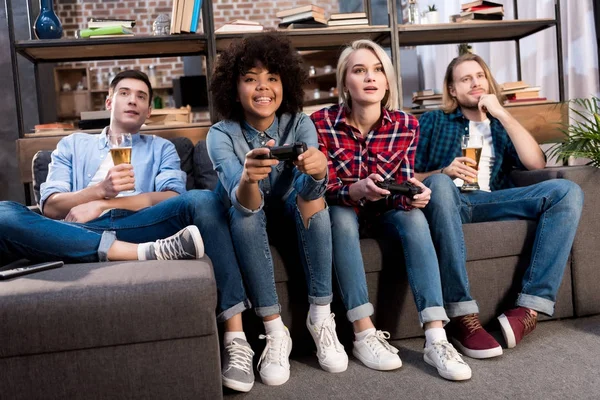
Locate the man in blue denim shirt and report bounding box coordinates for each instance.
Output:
[415,54,583,358]
[0,71,250,329]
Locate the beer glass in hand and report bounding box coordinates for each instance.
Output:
[108,132,134,193]
[461,135,483,192]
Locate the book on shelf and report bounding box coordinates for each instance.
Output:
[460,0,503,9]
[327,18,369,26]
[450,12,503,22]
[180,0,196,33]
[34,122,74,133]
[280,11,327,25]
[412,93,442,101]
[504,97,548,105]
[189,0,203,32]
[505,91,542,100]
[278,21,328,29]
[80,110,111,121]
[88,18,136,29]
[76,26,134,38]
[88,34,135,38]
[215,20,264,33]
[171,0,180,33]
[275,5,325,19]
[461,5,504,15]
[500,80,529,91]
[329,12,368,20]
[413,98,443,106]
[412,89,440,97]
[501,86,541,95]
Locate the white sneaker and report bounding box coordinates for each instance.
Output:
[306,313,348,373]
[257,328,292,386]
[423,339,472,381]
[352,330,402,371]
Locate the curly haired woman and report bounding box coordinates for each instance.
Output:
[206,33,347,392]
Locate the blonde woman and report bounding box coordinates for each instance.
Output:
[311,40,471,381]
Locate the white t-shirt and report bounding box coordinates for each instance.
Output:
[453,119,495,191]
[87,153,134,198]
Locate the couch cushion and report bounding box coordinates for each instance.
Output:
[193,140,218,190]
[169,136,195,190]
[0,260,217,358]
[32,150,52,206]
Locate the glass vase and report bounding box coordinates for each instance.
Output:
[34,0,63,39]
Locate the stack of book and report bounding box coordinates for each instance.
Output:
[277,5,328,29]
[75,18,135,39]
[412,89,442,110]
[170,0,203,34]
[451,1,504,23]
[215,20,264,33]
[327,12,369,27]
[501,81,547,105]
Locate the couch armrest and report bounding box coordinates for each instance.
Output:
[513,166,600,317]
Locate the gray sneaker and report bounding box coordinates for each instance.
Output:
[222,338,255,392]
[146,225,204,260]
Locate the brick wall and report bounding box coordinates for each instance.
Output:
[56,0,341,111]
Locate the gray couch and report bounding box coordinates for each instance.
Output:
[1,137,599,399]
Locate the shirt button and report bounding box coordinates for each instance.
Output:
[87,174,91,177]
[259,133,265,137]
[261,141,266,146]
[265,190,270,194]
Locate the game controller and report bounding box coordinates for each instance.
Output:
[256,142,308,162]
[375,179,423,199]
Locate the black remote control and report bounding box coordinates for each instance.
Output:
[256,142,308,162]
[375,179,423,199]
[0,261,64,280]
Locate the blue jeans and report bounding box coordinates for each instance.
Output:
[422,173,584,317]
[228,191,333,318]
[0,190,249,322]
[330,205,449,325]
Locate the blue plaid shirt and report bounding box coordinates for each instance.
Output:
[415,108,525,191]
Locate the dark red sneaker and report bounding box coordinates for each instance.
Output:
[446,314,503,359]
[498,307,537,348]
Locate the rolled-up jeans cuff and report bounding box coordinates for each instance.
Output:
[308,294,333,305]
[419,306,450,326]
[517,293,555,316]
[347,303,374,323]
[445,300,479,318]
[99,230,117,261]
[217,299,251,323]
[255,303,281,318]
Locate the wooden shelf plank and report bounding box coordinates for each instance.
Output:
[15,34,208,62]
[397,19,556,46]
[215,26,391,51]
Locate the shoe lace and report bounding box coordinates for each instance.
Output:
[154,235,188,260]
[521,310,538,335]
[225,341,254,374]
[459,314,483,334]
[257,333,289,369]
[432,340,466,365]
[365,330,399,356]
[315,313,344,354]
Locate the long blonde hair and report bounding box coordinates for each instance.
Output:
[441,53,504,113]
[336,39,399,112]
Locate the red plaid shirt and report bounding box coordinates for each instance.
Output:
[311,104,419,213]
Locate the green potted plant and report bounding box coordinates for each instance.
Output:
[426,4,439,24]
[549,97,600,167]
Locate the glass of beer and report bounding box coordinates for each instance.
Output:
[108,132,134,193]
[461,135,483,191]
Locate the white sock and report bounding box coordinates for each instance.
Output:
[263,316,286,334]
[309,304,331,326]
[137,242,152,260]
[355,327,376,342]
[224,331,247,346]
[425,327,447,347]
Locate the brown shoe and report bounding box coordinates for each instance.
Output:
[447,313,502,359]
[498,307,537,348]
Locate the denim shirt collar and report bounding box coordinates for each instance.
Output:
[97,126,142,149]
[241,118,279,143]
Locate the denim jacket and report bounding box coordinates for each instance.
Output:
[40,128,186,210]
[206,112,327,215]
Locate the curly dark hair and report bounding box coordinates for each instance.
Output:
[210,32,307,122]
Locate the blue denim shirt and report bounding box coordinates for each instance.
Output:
[40,128,186,210]
[206,112,327,215]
